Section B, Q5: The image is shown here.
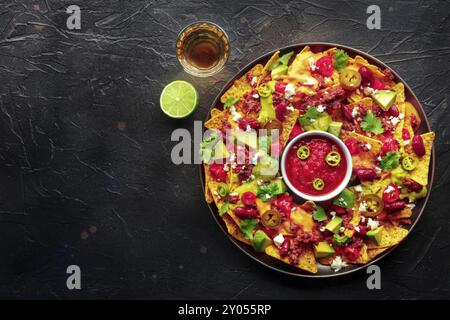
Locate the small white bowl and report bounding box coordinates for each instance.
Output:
[280,130,352,202]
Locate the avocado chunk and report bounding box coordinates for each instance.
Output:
[233,180,258,196]
[271,64,288,79]
[325,216,343,234]
[252,230,272,252]
[303,112,332,132]
[328,121,343,137]
[252,151,279,180]
[367,226,385,246]
[314,241,335,258]
[235,131,258,150]
[371,90,397,111]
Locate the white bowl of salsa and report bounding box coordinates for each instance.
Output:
[281,131,352,202]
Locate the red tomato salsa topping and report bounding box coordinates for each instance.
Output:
[285,136,347,196]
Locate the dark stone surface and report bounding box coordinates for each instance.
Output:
[0,0,449,299]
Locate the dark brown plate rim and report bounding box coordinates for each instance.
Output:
[199,42,435,278]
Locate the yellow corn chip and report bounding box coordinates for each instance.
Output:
[353,245,370,264]
[265,244,318,273]
[367,247,389,261]
[391,83,405,104]
[220,64,263,104]
[350,55,385,78]
[346,132,382,169]
[222,213,251,245]
[280,109,299,148]
[204,164,213,203]
[368,225,409,249]
[404,131,435,186]
[205,110,229,130]
[210,108,222,117]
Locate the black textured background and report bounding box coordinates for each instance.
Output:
[0,0,449,299]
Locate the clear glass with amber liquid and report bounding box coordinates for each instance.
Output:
[176,22,229,77]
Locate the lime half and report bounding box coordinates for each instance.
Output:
[160,80,199,118]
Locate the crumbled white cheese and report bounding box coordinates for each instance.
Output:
[316,104,326,113]
[384,185,396,194]
[229,152,236,163]
[308,57,316,71]
[391,117,400,126]
[249,174,255,180]
[213,191,218,196]
[360,216,366,223]
[404,140,410,146]
[284,83,296,99]
[286,105,295,111]
[339,226,345,233]
[356,88,361,95]
[229,192,238,197]
[324,77,331,82]
[291,207,297,212]
[251,76,257,86]
[223,164,229,172]
[257,180,263,186]
[303,78,316,86]
[406,203,416,209]
[252,93,259,99]
[354,226,361,233]
[359,201,367,212]
[399,113,405,120]
[319,226,326,232]
[245,125,252,132]
[375,167,382,174]
[354,185,363,193]
[363,87,375,95]
[232,111,242,122]
[366,143,372,151]
[351,107,360,118]
[273,234,285,247]
[367,218,380,230]
[330,211,336,218]
[377,156,382,162]
[331,256,348,272]
[231,162,237,169]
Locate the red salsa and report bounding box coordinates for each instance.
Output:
[285,135,347,196]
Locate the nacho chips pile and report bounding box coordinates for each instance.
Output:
[201,47,434,273]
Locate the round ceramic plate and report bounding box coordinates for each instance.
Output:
[200,42,435,277]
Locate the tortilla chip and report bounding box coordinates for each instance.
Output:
[391,83,405,104]
[367,225,409,249]
[265,244,318,273]
[353,245,370,264]
[404,101,421,130]
[205,110,229,130]
[290,208,314,232]
[222,213,251,244]
[210,108,222,117]
[203,164,213,203]
[346,132,382,169]
[388,207,413,220]
[393,103,407,146]
[350,55,385,78]
[220,64,263,104]
[404,131,435,186]
[208,181,226,208]
[298,248,318,274]
[263,51,280,73]
[280,109,299,148]
[367,247,389,261]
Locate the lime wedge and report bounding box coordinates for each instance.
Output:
[160,80,199,118]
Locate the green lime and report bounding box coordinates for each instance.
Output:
[160,80,199,118]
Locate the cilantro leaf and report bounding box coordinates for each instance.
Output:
[239,218,259,240]
[257,182,279,202]
[333,49,350,71]
[360,112,384,135]
[299,107,322,127]
[270,51,294,71]
[224,97,240,109]
[380,151,401,170]
[312,205,327,222]
[218,203,229,216]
